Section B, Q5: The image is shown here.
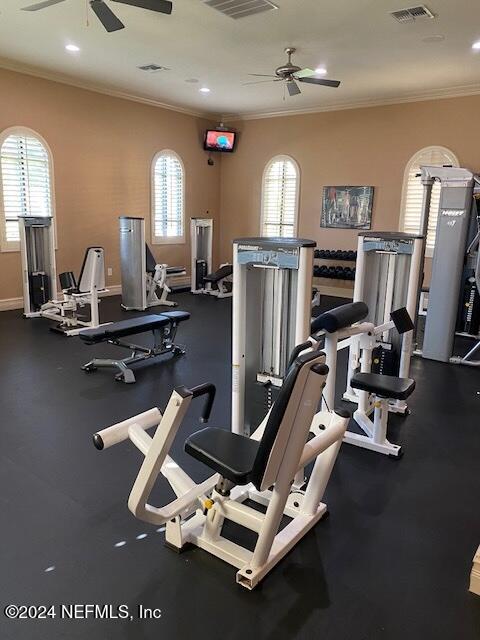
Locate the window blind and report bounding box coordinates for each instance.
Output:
[1,132,52,246]
[401,147,458,253]
[262,158,298,237]
[153,153,184,240]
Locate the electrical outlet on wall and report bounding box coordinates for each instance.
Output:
[107,267,113,277]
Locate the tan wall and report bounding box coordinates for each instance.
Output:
[218,95,480,278]
[0,68,220,300]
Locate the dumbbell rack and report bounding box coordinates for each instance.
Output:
[313,249,356,299]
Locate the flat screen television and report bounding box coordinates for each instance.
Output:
[204,129,236,153]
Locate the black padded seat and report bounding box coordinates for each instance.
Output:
[203,264,233,284]
[79,313,189,344]
[185,350,326,489]
[166,266,185,275]
[185,428,259,485]
[350,372,415,400]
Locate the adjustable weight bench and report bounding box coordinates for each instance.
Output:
[80,311,189,383]
[202,264,233,298]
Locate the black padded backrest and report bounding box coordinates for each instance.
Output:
[311,302,368,334]
[145,244,157,274]
[249,349,323,490]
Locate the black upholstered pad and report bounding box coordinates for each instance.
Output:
[203,264,233,283]
[350,372,415,400]
[166,266,185,275]
[185,428,259,485]
[79,313,188,344]
[311,302,368,334]
[160,310,190,322]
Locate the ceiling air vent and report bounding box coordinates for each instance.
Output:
[137,64,170,73]
[203,0,278,20]
[391,5,435,23]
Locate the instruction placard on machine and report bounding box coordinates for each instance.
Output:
[237,244,300,269]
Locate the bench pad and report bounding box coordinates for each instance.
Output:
[79,312,190,344]
[204,264,233,284]
[350,372,415,400]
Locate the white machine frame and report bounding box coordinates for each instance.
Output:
[190,217,232,298]
[40,248,108,336]
[93,354,348,590]
[146,263,186,308]
[19,215,57,317]
[344,232,422,415]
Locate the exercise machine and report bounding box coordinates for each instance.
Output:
[344,231,422,414]
[40,247,107,336]
[120,217,186,311]
[231,236,315,436]
[310,302,415,457]
[19,215,57,317]
[190,217,232,298]
[80,311,189,383]
[419,166,480,366]
[92,342,349,589]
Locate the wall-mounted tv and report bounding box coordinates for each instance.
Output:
[204,129,237,153]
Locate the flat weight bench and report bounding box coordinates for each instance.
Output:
[79,311,190,383]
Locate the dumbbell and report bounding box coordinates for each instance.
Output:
[327,266,337,278]
[319,265,329,277]
[343,267,353,280]
[313,265,321,277]
[335,266,346,279]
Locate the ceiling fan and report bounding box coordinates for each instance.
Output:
[21,0,173,33]
[244,47,341,97]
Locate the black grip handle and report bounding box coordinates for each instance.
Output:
[189,383,216,423]
[287,341,313,371]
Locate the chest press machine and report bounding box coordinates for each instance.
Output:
[191,218,233,298]
[92,344,348,589]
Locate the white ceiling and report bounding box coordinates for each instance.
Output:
[0,0,480,118]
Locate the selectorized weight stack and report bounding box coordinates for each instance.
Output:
[419,166,480,365]
[19,215,57,317]
[344,231,423,414]
[231,237,315,436]
[190,217,213,293]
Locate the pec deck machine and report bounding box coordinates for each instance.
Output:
[92,236,349,589]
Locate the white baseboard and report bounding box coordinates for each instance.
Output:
[0,279,191,312]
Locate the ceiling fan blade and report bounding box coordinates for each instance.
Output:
[22,0,67,11]
[298,77,341,88]
[243,79,279,85]
[294,68,316,79]
[111,0,172,15]
[90,0,125,31]
[286,79,301,97]
[248,74,278,78]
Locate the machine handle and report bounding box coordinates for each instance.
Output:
[287,341,313,371]
[177,383,216,423]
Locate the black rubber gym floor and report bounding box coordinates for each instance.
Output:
[0,293,479,640]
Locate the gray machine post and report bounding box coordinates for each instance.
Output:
[231,237,315,435]
[119,216,146,311]
[421,167,478,362]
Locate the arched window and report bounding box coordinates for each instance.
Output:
[261,155,299,237]
[151,150,185,244]
[399,146,459,255]
[0,127,54,251]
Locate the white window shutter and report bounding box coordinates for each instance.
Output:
[400,147,459,254]
[153,152,184,241]
[0,132,52,247]
[262,157,299,237]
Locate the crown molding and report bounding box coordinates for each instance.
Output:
[0,57,218,120]
[223,83,480,121]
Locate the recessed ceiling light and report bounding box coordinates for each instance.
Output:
[199,87,210,93]
[315,67,327,75]
[65,44,80,52]
[472,41,480,50]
